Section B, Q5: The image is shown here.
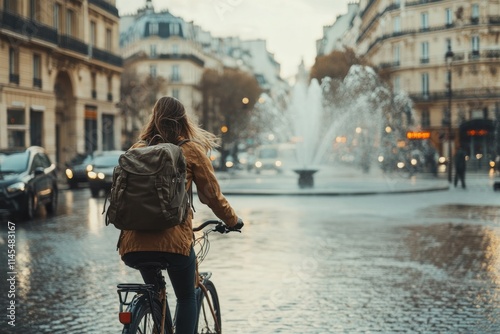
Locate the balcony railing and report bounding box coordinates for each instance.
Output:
[88,0,119,17]
[9,73,19,85]
[91,47,123,67]
[484,49,500,59]
[410,88,500,102]
[107,93,113,102]
[420,58,430,64]
[158,53,205,66]
[58,35,88,55]
[0,10,121,68]
[92,90,97,99]
[378,61,400,69]
[0,10,58,45]
[33,78,42,88]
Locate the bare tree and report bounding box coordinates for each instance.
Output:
[118,68,166,149]
[200,68,261,166]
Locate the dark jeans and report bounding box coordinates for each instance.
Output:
[454,170,466,188]
[122,248,197,334]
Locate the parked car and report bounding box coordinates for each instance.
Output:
[86,151,124,198]
[0,146,58,220]
[64,153,93,189]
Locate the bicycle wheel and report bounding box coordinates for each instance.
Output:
[196,280,221,334]
[124,298,172,334]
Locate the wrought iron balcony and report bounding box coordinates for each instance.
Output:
[0,10,58,45]
[410,88,500,102]
[91,47,123,67]
[88,0,119,17]
[33,78,42,88]
[9,73,19,85]
[58,35,88,55]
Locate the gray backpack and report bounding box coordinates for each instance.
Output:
[104,140,190,231]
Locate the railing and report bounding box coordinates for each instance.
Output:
[158,53,205,66]
[58,35,88,55]
[410,88,500,102]
[0,10,122,68]
[33,78,42,88]
[9,74,19,85]
[88,0,119,17]
[0,10,58,44]
[377,49,497,69]
[484,49,500,59]
[107,93,113,102]
[378,61,400,69]
[91,47,123,67]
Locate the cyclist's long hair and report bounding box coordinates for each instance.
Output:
[138,96,219,152]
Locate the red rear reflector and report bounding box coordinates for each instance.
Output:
[119,312,132,324]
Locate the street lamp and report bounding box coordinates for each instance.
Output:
[445,45,454,183]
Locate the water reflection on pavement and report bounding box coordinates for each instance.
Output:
[1,186,500,333]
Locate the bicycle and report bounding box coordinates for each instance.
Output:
[116,219,239,334]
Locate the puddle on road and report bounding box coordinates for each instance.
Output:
[402,222,500,281]
[422,204,500,223]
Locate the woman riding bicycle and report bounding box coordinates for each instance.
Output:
[119,96,244,334]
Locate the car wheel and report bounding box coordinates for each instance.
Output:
[45,187,58,215]
[90,187,100,198]
[24,193,37,220]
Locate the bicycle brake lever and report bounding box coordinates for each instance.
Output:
[214,224,228,234]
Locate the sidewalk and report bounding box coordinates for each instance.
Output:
[211,165,500,196]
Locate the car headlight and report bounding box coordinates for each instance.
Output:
[66,168,74,179]
[97,172,105,180]
[7,182,26,194]
[275,160,282,167]
[255,161,262,168]
[87,171,97,179]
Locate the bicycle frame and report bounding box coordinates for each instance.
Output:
[117,220,233,333]
[196,272,221,333]
[117,283,171,334]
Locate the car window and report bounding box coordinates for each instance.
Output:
[93,154,120,167]
[31,153,45,172]
[259,148,278,159]
[39,153,52,168]
[69,154,92,165]
[0,151,30,173]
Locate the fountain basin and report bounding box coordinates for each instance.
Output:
[294,169,318,188]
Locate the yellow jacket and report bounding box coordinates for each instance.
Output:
[118,140,238,257]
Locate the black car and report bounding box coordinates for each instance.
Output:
[86,151,124,198]
[0,146,58,220]
[65,153,94,189]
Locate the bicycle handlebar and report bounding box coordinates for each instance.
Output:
[192,219,241,233]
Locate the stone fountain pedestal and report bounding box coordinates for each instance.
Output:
[293,169,318,189]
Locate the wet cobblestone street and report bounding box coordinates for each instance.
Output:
[1,174,500,333]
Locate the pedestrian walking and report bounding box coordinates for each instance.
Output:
[118,96,244,333]
[454,146,467,189]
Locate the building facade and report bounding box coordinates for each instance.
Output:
[320,0,500,169]
[0,0,122,165]
[119,1,286,140]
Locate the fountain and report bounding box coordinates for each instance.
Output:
[287,64,414,189]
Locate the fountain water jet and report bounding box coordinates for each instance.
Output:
[287,65,414,188]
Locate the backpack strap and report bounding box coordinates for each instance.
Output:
[177,139,195,213]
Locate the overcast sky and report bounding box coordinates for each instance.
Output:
[116,0,353,80]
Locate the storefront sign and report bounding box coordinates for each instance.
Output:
[467,129,488,136]
[406,131,431,140]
